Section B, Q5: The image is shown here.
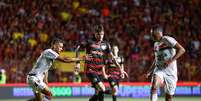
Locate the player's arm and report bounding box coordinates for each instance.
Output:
[120,57,128,78]
[102,65,108,79]
[172,42,185,61]
[43,71,48,84]
[56,56,82,63]
[165,42,185,65]
[74,41,88,71]
[145,60,155,78]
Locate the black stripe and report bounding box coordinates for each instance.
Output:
[86,60,105,65]
[159,47,172,51]
[91,54,106,59]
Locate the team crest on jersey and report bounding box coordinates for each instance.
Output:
[93,78,98,82]
[100,44,107,50]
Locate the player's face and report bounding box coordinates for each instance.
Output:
[54,42,63,53]
[95,31,104,41]
[151,32,162,41]
[113,46,119,54]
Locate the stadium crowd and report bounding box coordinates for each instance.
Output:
[0,0,201,83]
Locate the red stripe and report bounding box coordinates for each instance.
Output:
[85,64,104,69]
[91,51,104,56]
[0,82,201,87]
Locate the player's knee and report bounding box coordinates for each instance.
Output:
[44,91,52,100]
[97,82,105,92]
[166,94,173,98]
[151,85,157,93]
[100,86,105,92]
[165,94,173,101]
[112,88,118,95]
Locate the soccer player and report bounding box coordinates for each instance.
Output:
[27,39,81,101]
[75,25,127,101]
[146,25,185,101]
[104,44,127,101]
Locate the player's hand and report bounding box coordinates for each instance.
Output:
[144,71,152,79]
[103,74,108,79]
[123,71,128,78]
[120,70,128,79]
[83,54,93,60]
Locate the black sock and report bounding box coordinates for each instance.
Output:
[112,95,117,101]
[89,94,98,101]
[98,91,104,101]
[104,89,112,95]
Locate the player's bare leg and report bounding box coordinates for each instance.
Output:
[111,85,118,101]
[96,82,106,101]
[41,86,52,101]
[34,92,42,101]
[150,74,163,101]
[165,94,173,101]
[89,82,105,101]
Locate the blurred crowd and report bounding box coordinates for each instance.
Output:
[0,0,201,83]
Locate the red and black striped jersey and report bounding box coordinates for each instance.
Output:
[79,39,112,75]
[106,56,124,79]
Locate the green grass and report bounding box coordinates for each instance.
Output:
[0,97,201,101]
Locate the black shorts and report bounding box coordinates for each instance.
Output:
[108,77,119,87]
[86,73,103,88]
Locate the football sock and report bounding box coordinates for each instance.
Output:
[112,95,117,101]
[151,93,158,101]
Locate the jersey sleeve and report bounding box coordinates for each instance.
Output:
[105,42,112,54]
[120,56,124,64]
[43,49,59,60]
[163,36,177,47]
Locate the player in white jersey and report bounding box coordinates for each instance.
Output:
[145,25,185,101]
[27,39,81,101]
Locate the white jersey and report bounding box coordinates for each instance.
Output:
[29,49,59,79]
[154,36,177,76]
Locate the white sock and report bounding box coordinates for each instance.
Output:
[151,93,158,101]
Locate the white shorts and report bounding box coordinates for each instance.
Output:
[26,75,47,93]
[153,71,177,95]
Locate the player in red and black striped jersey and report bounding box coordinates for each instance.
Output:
[75,25,127,101]
[104,44,127,101]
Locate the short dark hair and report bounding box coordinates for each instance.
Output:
[51,38,64,45]
[94,24,104,33]
[151,25,163,34]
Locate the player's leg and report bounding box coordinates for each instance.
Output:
[96,81,106,101]
[108,77,119,101]
[27,75,43,101]
[28,76,52,101]
[87,73,100,101]
[150,74,163,101]
[165,94,173,101]
[34,92,43,101]
[111,85,118,101]
[89,83,99,101]
[41,86,53,101]
[164,75,177,101]
[92,74,106,101]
